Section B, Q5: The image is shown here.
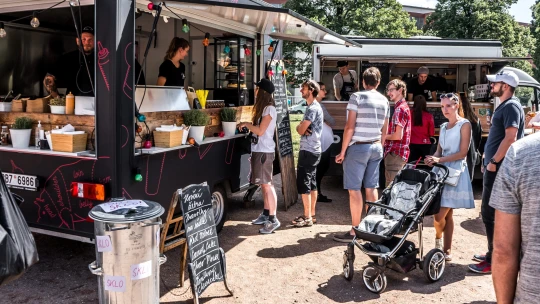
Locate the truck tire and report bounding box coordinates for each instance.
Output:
[211,185,228,232]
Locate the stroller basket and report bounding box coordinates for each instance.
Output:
[362,238,418,273]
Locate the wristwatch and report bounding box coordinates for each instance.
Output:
[489,158,499,165]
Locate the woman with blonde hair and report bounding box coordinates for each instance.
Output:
[237,79,279,234]
[157,37,190,87]
[425,93,474,261]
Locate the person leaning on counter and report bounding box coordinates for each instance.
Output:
[157,37,190,88]
[407,66,438,102]
[333,60,359,101]
[43,26,95,97]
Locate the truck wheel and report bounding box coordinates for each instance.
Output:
[211,185,228,232]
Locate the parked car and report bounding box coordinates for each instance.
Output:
[289,100,307,114]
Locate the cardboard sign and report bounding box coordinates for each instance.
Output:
[96,235,112,252]
[99,200,148,213]
[104,275,126,292]
[130,260,152,280]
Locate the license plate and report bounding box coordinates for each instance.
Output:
[3,173,39,191]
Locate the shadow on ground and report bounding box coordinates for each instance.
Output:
[316,263,484,302]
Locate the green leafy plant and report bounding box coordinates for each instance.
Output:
[49,96,66,106]
[183,109,210,126]
[220,108,237,122]
[13,117,33,129]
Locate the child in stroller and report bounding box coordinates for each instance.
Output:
[342,163,449,293]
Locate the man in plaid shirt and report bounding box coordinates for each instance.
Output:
[384,79,411,186]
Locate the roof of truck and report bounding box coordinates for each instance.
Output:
[342,37,503,47]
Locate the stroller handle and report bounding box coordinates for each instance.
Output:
[433,163,449,182]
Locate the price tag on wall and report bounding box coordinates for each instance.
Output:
[104,275,126,292]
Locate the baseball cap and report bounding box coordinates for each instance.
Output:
[337,60,348,68]
[486,70,519,88]
[255,78,275,94]
[417,66,429,75]
[81,26,94,35]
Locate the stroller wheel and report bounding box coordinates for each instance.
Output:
[423,249,446,282]
[362,266,387,294]
[342,252,354,281]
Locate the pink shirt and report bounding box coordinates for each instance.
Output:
[410,111,435,145]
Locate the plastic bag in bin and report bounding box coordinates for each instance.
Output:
[0,171,39,286]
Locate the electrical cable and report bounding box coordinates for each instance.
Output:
[7,0,66,24]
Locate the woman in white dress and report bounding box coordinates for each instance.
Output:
[425,93,475,261]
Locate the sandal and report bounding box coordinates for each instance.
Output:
[292,215,305,225]
[293,216,313,227]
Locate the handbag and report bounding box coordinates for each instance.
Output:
[434,166,461,187]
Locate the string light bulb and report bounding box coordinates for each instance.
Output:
[181,19,189,33]
[268,67,274,77]
[224,41,231,54]
[203,33,210,47]
[69,0,79,6]
[147,2,154,10]
[243,44,251,56]
[0,22,6,38]
[256,44,261,56]
[30,12,40,28]
[268,41,275,53]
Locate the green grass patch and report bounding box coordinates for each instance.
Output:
[289,114,303,167]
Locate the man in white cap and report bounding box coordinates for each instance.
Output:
[407,66,437,101]
[469,70,525,274]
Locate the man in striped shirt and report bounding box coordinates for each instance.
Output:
[334,67,389,242]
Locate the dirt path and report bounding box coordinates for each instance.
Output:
[1,176,495,303]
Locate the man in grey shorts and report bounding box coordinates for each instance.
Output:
[334,67,389,242]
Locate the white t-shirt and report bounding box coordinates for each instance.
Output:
[251,106,277,153]
[320,123,334,152]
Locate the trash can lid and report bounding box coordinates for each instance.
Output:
[88,199,165,223]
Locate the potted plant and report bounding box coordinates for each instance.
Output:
[220,108,237,137]
[10,116,33,148]
[49,96,66,114]
[183,109,210,143]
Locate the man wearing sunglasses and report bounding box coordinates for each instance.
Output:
[468,71,525,275]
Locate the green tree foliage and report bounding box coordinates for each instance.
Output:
[531,0,540,80]
[282,0,420,86]
[424,0,535,75]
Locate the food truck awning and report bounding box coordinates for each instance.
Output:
[317,55,531,65]
[0,0,94,13]
[136,0,361,47]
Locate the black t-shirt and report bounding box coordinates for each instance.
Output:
[407,77,436,100]
[50,49,95,96]
[158,60,185,87]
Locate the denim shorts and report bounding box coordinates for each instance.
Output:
[343,143,383,190]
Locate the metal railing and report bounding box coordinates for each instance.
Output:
[288,96,304,107]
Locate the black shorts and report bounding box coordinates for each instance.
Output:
[296,150,321,194]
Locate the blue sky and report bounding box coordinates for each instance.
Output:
[397,0,535,23]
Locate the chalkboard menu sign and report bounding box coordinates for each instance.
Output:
[426,107,448,128]
[269,60,293,157]
[361,62,390,93]
[180,182,229,299]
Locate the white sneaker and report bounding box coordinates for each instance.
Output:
[445,254,452,261]
[435,238,443,250]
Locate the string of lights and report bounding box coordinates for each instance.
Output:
[0,0,69,38]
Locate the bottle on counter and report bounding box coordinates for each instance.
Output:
[35,121,43,148]
[66,92,75,115]
[1,126,8,145]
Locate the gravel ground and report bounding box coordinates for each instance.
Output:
[1,175,495,304]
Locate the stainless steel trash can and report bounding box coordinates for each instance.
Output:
[88,199,166,304]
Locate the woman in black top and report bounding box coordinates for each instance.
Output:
[460,94,482,180]
[157,37,190,87]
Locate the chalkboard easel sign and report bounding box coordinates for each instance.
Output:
[179,182,233,303]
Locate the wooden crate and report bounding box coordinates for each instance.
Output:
[26,97,51,113]
[11,99,27,112]
[153,130,184,148]
[51,133,88,152]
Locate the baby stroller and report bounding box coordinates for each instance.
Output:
[342,163,449,293]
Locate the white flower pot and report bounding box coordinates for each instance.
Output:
[222,121,237,137]
[189,126,205,143]
[50,105,66,114]
[10,129,32,149]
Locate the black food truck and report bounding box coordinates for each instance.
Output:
[0,0,359,242]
